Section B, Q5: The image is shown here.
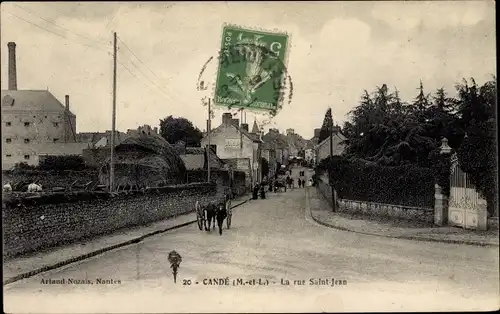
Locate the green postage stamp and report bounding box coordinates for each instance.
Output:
[214,25,289,114]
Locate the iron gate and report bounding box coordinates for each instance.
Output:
[448,154,488,230]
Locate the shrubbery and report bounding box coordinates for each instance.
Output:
[39,155,86,171]
[317,156,435,208]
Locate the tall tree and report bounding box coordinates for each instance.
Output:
[159,116,203,147]
[414,80,432,113]
[455,77,497,216]
[318,108,334,143]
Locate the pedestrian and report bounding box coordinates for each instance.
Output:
[252,184,259,200]
[298,179,302,188]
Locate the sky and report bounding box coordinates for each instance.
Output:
[0,1,496,139]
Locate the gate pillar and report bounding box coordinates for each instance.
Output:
[434,183,449,226]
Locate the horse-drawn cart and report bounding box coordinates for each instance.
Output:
[195,193,232,235]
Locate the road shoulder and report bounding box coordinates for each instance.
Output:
[306,187,499,247]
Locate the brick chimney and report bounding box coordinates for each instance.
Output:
[65,95,70,111]
[241,123,249,132]
[153,127,158,134]
[314,128,321,138]
[8,42,17,90]
[222,113,232,126]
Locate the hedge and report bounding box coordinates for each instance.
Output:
[38,155,86,171]
[318,156,435,208]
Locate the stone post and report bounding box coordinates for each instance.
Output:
[434,183,448,226]
[434,137,452,226]
[476,198,488,231]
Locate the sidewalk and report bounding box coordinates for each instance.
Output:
[3,194,252,285]
[306,187,499,247]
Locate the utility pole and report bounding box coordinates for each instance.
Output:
[207,98,211,183]
[330,119,336,212]
[110,32,117,192]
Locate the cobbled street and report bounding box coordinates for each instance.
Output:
[4,167,499,312]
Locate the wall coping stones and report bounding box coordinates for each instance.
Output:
[2,182,217,209]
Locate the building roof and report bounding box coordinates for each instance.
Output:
[262,131,288,149]
[110,134,186,174]
[180,147,225,170]
[315,131,347,148]
[77,131,129,148]
[251,120,260,133]
[210,123,262,143]
[1,90,75,116]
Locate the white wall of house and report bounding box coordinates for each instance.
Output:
[201,124,260,186]
[315,133,345,162]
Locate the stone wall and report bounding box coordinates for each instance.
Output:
[2,183,219,259]
[316,175,433,223]
[337,199,434,223]
[316,174,335,207]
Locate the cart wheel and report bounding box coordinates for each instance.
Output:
[195,201,203,231]
[226,200,232,229]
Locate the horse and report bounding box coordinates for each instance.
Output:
[274,180,287,192]
[204,198,228,235]
[204,202,218,232]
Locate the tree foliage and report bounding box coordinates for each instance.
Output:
[159,116,203,147]
[318,108,334,143]
[341,77,497,215]
[454,77,497,215]
[39,155,87,171]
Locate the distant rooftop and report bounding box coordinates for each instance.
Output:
[1,90,75,116]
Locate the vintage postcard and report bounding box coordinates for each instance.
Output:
[2,1,498,313]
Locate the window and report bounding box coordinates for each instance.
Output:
[6,138,12,143]
[53,122,59,127]
[24,122,30,127]
[53,138,59,143]
[24,155,30,160]
[24,139,30,144]
[6,154,12,158]
[6,122,11,126]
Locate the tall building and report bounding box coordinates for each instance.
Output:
[1,42,88,169]
[201,113,263,187]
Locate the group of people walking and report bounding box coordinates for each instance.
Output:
[283,176,307,189]
[252,168,312,200]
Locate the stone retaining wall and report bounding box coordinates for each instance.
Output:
[316,176,433,223]
[316,175,334,207]
[337,199,434,223]
[2,183,219,259]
